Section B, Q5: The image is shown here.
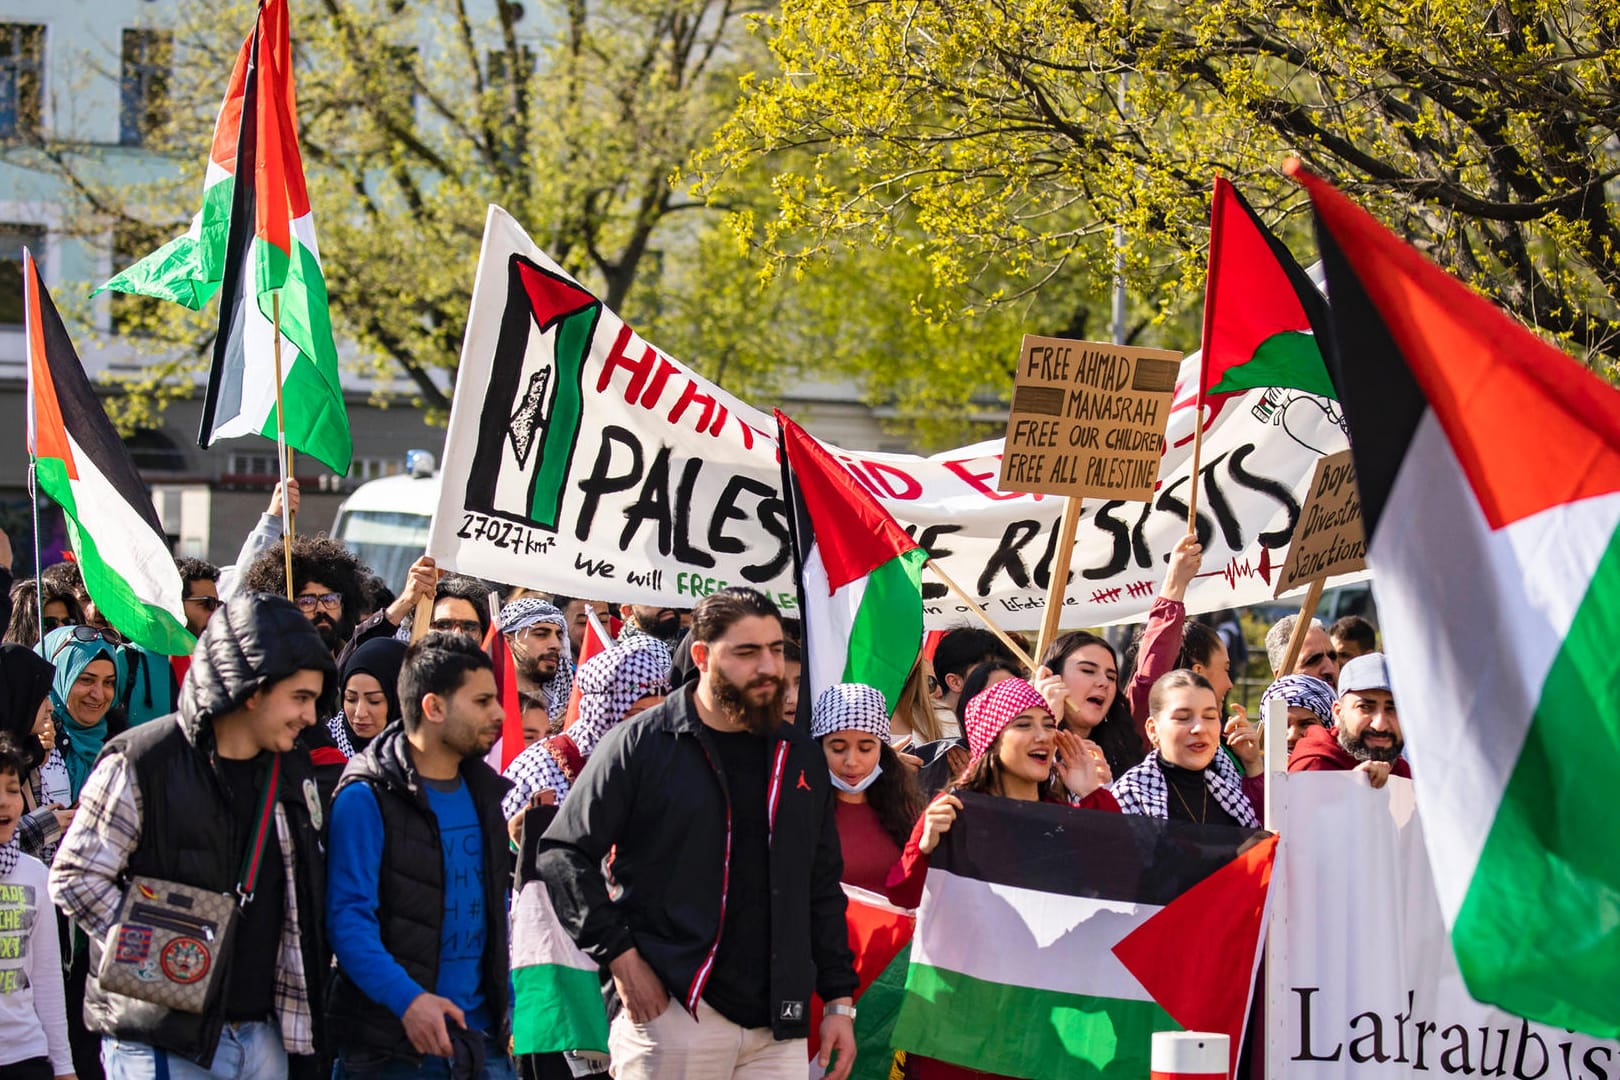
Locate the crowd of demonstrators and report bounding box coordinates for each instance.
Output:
[0,501,1418,1080]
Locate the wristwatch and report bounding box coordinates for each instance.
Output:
[826,1003,858,1021]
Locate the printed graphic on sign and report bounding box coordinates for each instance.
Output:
[160,937,211,984]
[464,255,600,532]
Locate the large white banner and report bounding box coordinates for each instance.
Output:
[429,206,1356,628]
[1276,773,1619,1078]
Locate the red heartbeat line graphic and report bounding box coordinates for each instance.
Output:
[1195,548,1274,589]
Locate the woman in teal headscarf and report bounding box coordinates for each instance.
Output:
[34,625,125,798]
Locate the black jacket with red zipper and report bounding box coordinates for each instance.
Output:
[536,684,857,1040]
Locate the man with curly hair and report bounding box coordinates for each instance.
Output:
[239,536,370,658]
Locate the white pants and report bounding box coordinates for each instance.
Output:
[608,998,806,1080]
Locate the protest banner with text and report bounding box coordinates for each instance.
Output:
[428,207,1356,629]
[1277,773,1620,1078]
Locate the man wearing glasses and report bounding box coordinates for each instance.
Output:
[339,557,493,661]
[176,557,223,637]
[240,536,369,659]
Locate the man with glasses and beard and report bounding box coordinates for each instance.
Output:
[1288,652,1411,788]
[239,536,369,659]
[537,587,858,1080]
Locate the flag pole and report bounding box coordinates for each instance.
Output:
[925,560,1036,672]
[28,461,44,644]
[1186,178,1227,535]
[271,292,294,601]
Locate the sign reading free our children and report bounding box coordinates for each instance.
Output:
[428,206,1356,630]
[998,336,1182,501]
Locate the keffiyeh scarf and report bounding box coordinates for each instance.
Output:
[810,683,891,741]
[0,838,18,877]
[502,636,670,817]
[1260,674,1337,728]
[501,598,575,721]
[1111,750,1258,828]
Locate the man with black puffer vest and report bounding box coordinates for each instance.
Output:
[325,632,513,1080]
[49,593,335,1080]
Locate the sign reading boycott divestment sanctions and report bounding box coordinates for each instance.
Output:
[1273,448,1367,597]
[998,336,1180,501]
[427,206,1358,629]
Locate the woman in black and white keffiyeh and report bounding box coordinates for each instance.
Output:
[501,635,671,819]
[1112,669,1263,827]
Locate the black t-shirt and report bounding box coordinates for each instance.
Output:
[216,754,287,1022]
[1157,754,1240,828]
[701,728,772,1029]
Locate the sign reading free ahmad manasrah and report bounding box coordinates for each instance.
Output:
[428,206,1356,629]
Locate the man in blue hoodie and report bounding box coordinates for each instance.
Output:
[325,632,512,1079]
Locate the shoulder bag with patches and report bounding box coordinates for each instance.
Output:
[96,755,281,1014]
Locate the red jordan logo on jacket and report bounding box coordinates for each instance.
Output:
[796,770,811,791]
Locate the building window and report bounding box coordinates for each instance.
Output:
[0,223,45,326]
[228,453,282,478]
[119,29,172,147]
[0,24,45,139]
[110,222,168,335]
[124,428,185,473]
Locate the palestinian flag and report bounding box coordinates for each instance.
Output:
[206,0,351,475]
[777,410,928,715]
[807,886,917,1080]
[511,808,610,1060]
[24,252,193,656]
[95,31,249,309]
[1199,176,1335,399]
[891,793,1274,1079]
[483,615,524,771]
[558,606,612,732]
[1295,162,1620,1039]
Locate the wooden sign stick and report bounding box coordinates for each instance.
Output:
[410,594,434,643]
[925,560,1037,673]
[1033,496,1083,664]
[1278,577,1325,675]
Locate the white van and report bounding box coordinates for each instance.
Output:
[331,450,441,591]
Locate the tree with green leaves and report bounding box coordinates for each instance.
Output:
[705,0,1620,374]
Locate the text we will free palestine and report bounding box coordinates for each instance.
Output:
[999,337,1181,501]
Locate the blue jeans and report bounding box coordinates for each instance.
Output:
[102,1022,287,1080]
[333,1034,515,1080]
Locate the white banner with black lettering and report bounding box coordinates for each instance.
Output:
[1275,773,1619,1078]
[429,206,1357,628]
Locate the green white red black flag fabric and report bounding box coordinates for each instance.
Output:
[1294,161,1620,1038]
[1200,176,1336,400]
[25,252,193,656]
[205,0,350,474]
[776,410,928,716]
[890,793,1273,1078]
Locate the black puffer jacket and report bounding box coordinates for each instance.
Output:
[81,593,336,1065]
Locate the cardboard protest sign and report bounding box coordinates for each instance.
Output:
[1272,448,1367,597]
[428,206,1352,629]
[999,336,1180,500]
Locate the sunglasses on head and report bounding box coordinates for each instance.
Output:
[49,624,122,660]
